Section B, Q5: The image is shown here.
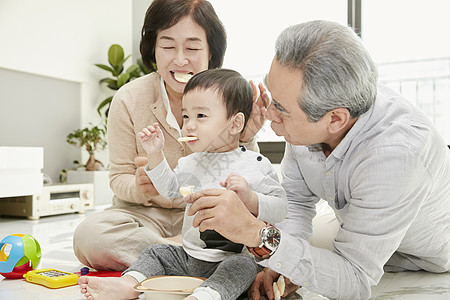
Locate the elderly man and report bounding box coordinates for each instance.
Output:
[186,20,450,299]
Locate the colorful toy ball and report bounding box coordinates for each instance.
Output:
[0,234,41,279]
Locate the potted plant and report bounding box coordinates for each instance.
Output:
[64,44,148,173]
[95,44,149,121]
[66,124,107,171]
[62,44,149,205]
[64,124,112,205]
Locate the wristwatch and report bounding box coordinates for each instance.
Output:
[248,224,281,259]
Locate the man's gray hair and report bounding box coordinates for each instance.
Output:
[275,20,378,122]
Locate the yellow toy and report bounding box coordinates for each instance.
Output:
[24,268,79,288]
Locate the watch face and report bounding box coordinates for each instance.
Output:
[264,227,281,250]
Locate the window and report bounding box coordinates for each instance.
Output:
[362,0,450,144]
[210,0,450,146]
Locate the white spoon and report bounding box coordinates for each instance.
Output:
[177,136,198,142]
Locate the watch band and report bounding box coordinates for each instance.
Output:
[247,244,272,259]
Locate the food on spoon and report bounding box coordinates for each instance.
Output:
[273,282,281,300]
[174,72,193,83]
[273,275,285,300]
[277,275,285,295]
[177,136,198,142]
[179,186,195,197]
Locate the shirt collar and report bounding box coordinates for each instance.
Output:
[160,77,182,136]
[330,97,376,160]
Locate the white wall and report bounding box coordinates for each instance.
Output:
[0,0,134,180]
[209,0,347,81]
[0,67,82,182]
[132,0,153,63]
[0,0,133,82]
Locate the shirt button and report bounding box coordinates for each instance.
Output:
[303,281,309,287]
[275,262,281,269]
[325,171,331,176]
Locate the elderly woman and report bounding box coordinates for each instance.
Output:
[73,0,264,272]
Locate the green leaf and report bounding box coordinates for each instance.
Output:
[112,64,124,77]
[100,78,118,90]
[99,77,115,84]
[97,96,113,116]
[95,64,114,73]
[137,58,152,74]
[108,44,124,67]
[117,73,130,87]
[107,83,119,90]
[129,70,141,79]
[122,54,131,64]
[111,65,122,77]
[126,64,139,74]
[127,64,141,79]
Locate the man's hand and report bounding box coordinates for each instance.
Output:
[134,156,158,196]
[240,81,269,143]
[249,268,300,300]
[185,189,265,246]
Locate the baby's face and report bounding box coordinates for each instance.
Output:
[181,88,236,153]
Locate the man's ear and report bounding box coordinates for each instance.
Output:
[230,112,245,135]
[327,108,351,134]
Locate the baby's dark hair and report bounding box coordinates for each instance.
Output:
[183,68,253,129]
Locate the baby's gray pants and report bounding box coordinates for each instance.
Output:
[125,244,262,300]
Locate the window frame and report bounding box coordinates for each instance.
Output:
[259,0,361,159]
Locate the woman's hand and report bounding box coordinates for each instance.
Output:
[185,188,265,246]
[134,156,158,196]
[249,268,300,300]
[240,81,270,143]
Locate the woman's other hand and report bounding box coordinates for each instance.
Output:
[134,156,158,196]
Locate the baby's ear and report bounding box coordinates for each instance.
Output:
[230,112,245,135]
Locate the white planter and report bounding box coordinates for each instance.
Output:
[66,170,113,206]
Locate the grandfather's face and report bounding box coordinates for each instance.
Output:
[265,59,330,146]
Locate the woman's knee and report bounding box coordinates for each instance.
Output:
[73,212,131,266]
[74,213,112,248]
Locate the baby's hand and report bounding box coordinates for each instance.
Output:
[220,172,253,207]
[137,122,164,154]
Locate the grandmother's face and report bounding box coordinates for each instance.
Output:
[155,16,210,95]
[265,58,329,146]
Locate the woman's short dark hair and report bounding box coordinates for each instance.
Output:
[183,69,253,130]
[140,0,227,72]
